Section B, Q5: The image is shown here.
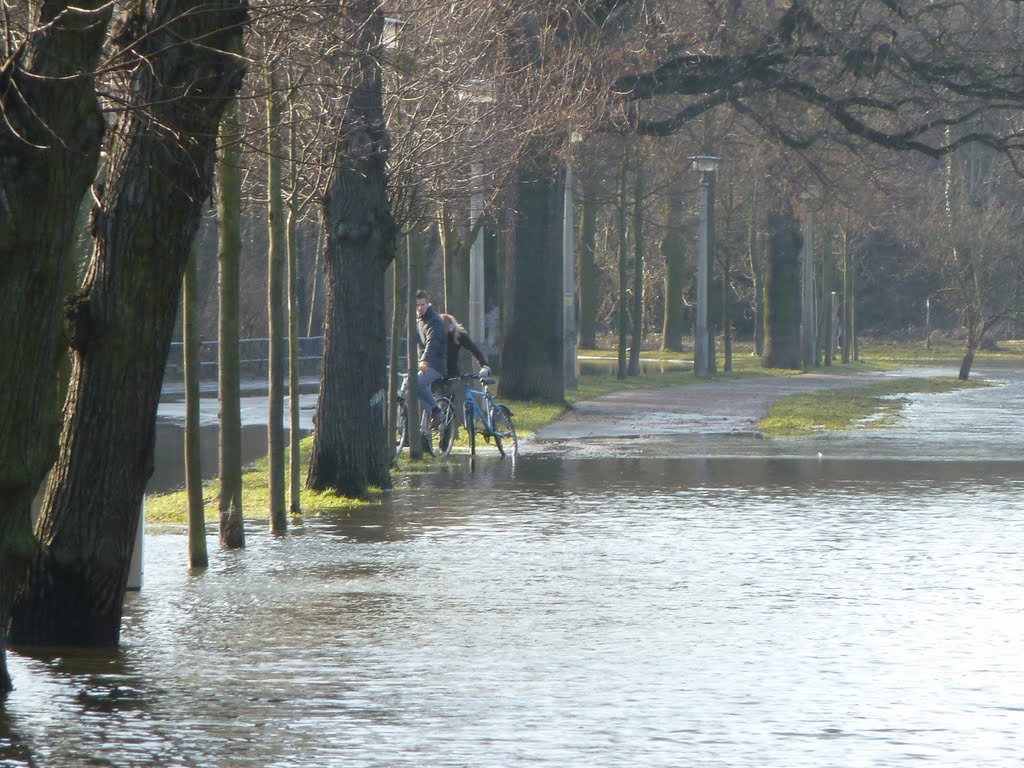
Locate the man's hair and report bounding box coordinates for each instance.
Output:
[415,289,429,300]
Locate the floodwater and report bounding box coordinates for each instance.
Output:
[4,367,1024,767]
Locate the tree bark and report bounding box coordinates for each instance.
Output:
[628,163,644,376]
[266,68,287,533]
[184,244,208,569]
[0,0,112,690]
[8,0,248,647]
[498,156,566,402]
[578,188,599,350]
[762,209,803,370]
[661,178,686,352]
[216,100,245,550]
[616,158,629,379]
[306,3,395,496]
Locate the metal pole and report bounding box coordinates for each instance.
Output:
[468,162,486,351]
[696,173,710,377]
[563,161,577,388]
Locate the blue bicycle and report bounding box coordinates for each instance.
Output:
[454,373,518,459]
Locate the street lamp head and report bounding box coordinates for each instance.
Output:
[689,155,721,173]
[457,79,495,104]
[799,184,820,201]
[382,17,410,49]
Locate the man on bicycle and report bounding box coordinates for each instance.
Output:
[415,289,447,429]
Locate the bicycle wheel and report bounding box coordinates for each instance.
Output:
[395,402,408,456]
[436,397,455,456]
[464,400,476,457]
[490,404,518,458]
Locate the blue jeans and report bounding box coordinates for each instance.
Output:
[416,367,442,412]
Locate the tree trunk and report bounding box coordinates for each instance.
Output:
[287,110,302,516]
[184,244,208,569]
[628,163,644,376]
[306,4,395,496]
[216,100,245,550]
[753,232,767,357]
[0,0,112,690]
[266,68,287,533]
[616,158,629,379]
[661,178,686,352]
[578,188,599,350]
[8,0,248,648]
[762,210,803,370]
[498,156,566,402]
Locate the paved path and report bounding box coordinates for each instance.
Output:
[533,372,873,442]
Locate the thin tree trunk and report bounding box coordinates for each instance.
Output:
[266,68,287,533]
[286,95,302,516]
[753,231,766,356]
[616,157,629,380]
[9,0,248,647]
[406,231,424,461]
[628,163,644,376]
[216,99,245,550]
[184,243,208,569]
[0,0,112,691]
[578,187,599,350]
[661,178,686,352]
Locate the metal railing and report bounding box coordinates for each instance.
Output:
[165,336,407,381]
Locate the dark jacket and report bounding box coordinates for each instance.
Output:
[446,324,488,379]
[417,304,447,374]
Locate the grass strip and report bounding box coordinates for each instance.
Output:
[758,376,985,436]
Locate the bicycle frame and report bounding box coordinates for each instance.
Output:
[455,374,517,459]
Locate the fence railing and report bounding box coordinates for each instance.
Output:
[165,336,407,381]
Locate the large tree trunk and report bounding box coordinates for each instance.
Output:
[0,0,112,691]
[306,3,395,496]
[762,210,803,370]
[8,0,248,648]
[216,100,245,550]
[661,178,686,352]
[498,156,566,402]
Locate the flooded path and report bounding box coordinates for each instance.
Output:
[3,364,1022,767]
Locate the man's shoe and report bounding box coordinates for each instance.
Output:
[429,409,443,430]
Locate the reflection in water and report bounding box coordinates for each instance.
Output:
[4,368,1024,767]
[5,452,1024,768]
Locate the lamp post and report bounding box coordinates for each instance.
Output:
[458,79,494,351]
[689,155,720,378]
[799,185,819,368]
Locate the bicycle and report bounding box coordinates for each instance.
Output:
[455,373,518,459]
[395,372,456,457]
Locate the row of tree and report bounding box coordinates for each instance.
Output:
[3,0,1024,695]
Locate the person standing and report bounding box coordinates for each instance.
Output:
[415,289,447,427]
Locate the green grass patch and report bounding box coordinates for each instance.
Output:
[758,376,986,436]
[145,434,382,526]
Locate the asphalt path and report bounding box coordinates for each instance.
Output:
[533,371,874,442]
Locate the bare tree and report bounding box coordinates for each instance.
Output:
[0,0,113,693]
[9,0,249,648]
